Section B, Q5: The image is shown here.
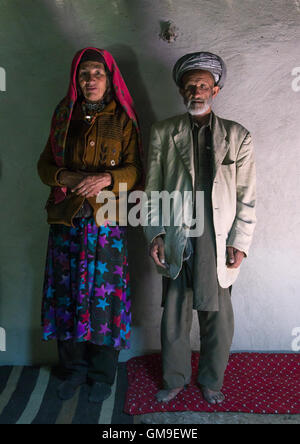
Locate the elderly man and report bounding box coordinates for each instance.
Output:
[144,52,256,405]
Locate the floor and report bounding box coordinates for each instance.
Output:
[1,364,299,424]
[135,411,300,424]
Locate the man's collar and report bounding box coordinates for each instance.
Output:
[189,111,213,131]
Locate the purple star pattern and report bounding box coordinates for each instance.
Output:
[42,218,131,350]
[99,235,108,248]
[113,266,123,277]
[105,282,115,295]
[99,323,112,335]
[110,226,122,239]
[95,284,106,298]
[113,336,121,347]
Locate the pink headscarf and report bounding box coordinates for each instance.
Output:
[49,47,143,204]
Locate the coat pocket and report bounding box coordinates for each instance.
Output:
[221,158,235,165]
[221,149,236,165]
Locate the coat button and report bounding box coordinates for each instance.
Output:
[89,140,95,147]
[111,160,116,166]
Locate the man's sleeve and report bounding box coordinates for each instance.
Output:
[143,124,166,244]
[226,132,256,256]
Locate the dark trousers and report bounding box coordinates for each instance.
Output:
[57,340,120,386]
[161,271,234,391]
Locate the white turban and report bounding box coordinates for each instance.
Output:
[173,52,227,89]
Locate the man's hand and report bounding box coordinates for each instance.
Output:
[71,173,112,198]
[226,247,245,269]
[149,236,167,269]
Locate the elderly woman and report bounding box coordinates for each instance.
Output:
[38,47,142,402]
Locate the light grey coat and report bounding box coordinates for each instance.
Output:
[143,112,256,288]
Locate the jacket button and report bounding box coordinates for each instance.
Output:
[89,140,95,147]
[111,160,116,166]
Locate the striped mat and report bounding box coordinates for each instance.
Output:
[0,363,133,424]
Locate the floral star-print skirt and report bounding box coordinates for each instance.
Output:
[41,216,131,350]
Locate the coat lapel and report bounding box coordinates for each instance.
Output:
[172,112,230,185]
[172,114,195,186]
[211,113,230,179]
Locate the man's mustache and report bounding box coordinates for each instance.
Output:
[187,99,206,105]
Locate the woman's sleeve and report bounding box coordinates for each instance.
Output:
[106,118,142,193]
[37,136,67,187]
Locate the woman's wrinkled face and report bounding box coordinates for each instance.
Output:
[77,61,107,102]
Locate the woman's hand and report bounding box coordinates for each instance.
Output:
[71,173,112,198]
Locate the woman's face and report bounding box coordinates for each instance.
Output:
[77,61,107,102]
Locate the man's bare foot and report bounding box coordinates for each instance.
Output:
[155,387,184,403]
[200,386,225,405]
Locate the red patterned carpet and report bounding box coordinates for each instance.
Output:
[124,352,300,415]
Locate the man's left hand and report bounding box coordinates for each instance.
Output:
[226,247,245,269]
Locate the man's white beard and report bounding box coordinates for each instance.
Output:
[185,96,213,116]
